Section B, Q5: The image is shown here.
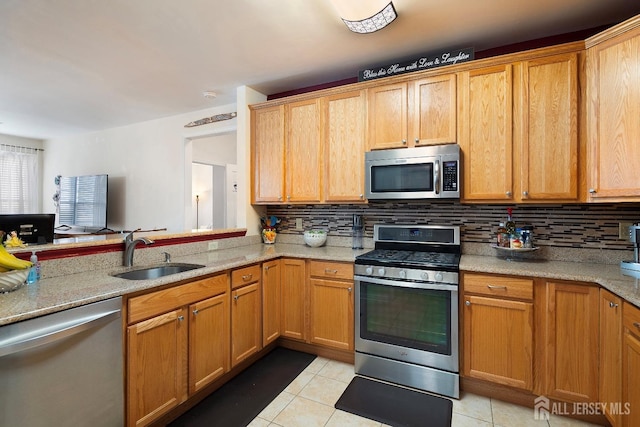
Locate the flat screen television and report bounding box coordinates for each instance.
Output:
[57,174,108,231]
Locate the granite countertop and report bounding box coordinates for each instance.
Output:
[2,243,640,326]
[0,243,367,326]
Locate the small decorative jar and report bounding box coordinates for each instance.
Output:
[262,228,277,244]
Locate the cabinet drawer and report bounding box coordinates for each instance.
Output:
[128,273,228,324]
[624,302,640,336]
[309,260,354,281]
[231,264,261,289]
[463,273,533,300]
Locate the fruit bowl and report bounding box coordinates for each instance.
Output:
[0,269,30,293]
[304,230,327,247]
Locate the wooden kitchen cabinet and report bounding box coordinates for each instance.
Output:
[285,98,323,203]
[231,264,262,367]
[462,273,534,390]
[515,52,582,202]
[262,259,281,346]
[458,64,514,201]
[600,289,623,427]
[308,260,354,351]
[280,258,306,341]
[622,302,640,427]
[189,293,229,395]
[536,281,599,403]
[586,16,640,202]
[126,273,229,427]
[324,90,366,202]
[251,104,285,203]
[367,74,457,150]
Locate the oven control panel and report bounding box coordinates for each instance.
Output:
[355,264,458,285]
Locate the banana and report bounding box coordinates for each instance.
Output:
[0,245,32,270]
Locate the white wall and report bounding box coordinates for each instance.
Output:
[43,104,238,232]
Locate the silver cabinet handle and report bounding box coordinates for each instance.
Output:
[178,315,184,322]
[193,309,199,315]
[415,138,419,143]
[465,300,471,306]
[264,265,271,272]
[287,195,291,201]
[325,269,338,274]
[347,287,352,293]
[589,188,596,194]
[402,139,407,144]
[278,196,283,201]
[359,194,364,200]
[609,301,619,308]
[233,294,239,301]
[506,191,512,197]
[633,322,640,329]
[487,284,507,290]
[242,274,253,281]
[523,191,529,197]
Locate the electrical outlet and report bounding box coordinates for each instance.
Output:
[619,222,633,240]
[208,241,219,251]
[295,218,303,231]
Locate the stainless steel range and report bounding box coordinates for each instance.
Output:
[354,224,460,398]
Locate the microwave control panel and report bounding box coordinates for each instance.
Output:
[442,161,458,191]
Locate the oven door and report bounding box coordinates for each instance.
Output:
[354,275,459,373]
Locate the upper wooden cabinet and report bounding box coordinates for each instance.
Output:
[515,53,583,202]
[324,90,366,202]
[458,64,514,201]
[367,74,457,150]
[251,105,285,203]
[586,16,640,202]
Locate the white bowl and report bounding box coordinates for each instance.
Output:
[303,230,327,247]
[0,269,29,293]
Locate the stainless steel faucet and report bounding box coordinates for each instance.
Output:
[123,229,154,267]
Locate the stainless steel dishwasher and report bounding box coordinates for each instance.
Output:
[0,296,123,427]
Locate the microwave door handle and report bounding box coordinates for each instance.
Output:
[434,160,440,194]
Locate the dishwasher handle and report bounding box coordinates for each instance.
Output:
[0,308,121,357]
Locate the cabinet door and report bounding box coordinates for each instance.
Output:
[231,283,262,367]
[623,331,640,427]
[411,74,457,146]
[367,83,408,149]
[459,65,514,201]
[309,277,354,350]
[587,28,640,201]
[542,282,599,402]
[281,258,306,341]
[127,308,187,427]
[286,99,322,203]
[518,53,580,202]
[189,293,229,395]
[600,289,622,426]
[463,295,533,390]
[324,90,366,202]
[262,259,281,345]
[252,105,285,203]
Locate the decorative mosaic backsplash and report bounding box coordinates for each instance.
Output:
[266,201,640,252]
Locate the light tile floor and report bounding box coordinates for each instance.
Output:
[248,357,603,427]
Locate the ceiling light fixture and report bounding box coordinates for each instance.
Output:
[202,91,217,99]
[331,0,398,34]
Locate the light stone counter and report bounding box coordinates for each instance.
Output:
[460,255,640,308]
[3,242,639,327]
[0,243,367,326]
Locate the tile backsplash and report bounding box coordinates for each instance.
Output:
[267,201,640,252]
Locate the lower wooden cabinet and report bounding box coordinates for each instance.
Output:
[280,258,306,340]
[126,273,228,427]
[231,264,263,367]
[308,261,354,351]
[600,289,623,426]
[536,281,599,403]
[623,302,640,427]
[262,259,282,346]
[462,273,534,390]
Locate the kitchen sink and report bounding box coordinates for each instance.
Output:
[112,263,205,280]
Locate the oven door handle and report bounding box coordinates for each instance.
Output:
[354,275,458,292]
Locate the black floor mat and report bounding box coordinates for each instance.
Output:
[169,347,316,427]
[335,376,452,427]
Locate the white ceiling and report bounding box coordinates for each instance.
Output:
[1,0,639,140]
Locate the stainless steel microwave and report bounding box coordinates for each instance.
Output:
[365,144,460,200]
